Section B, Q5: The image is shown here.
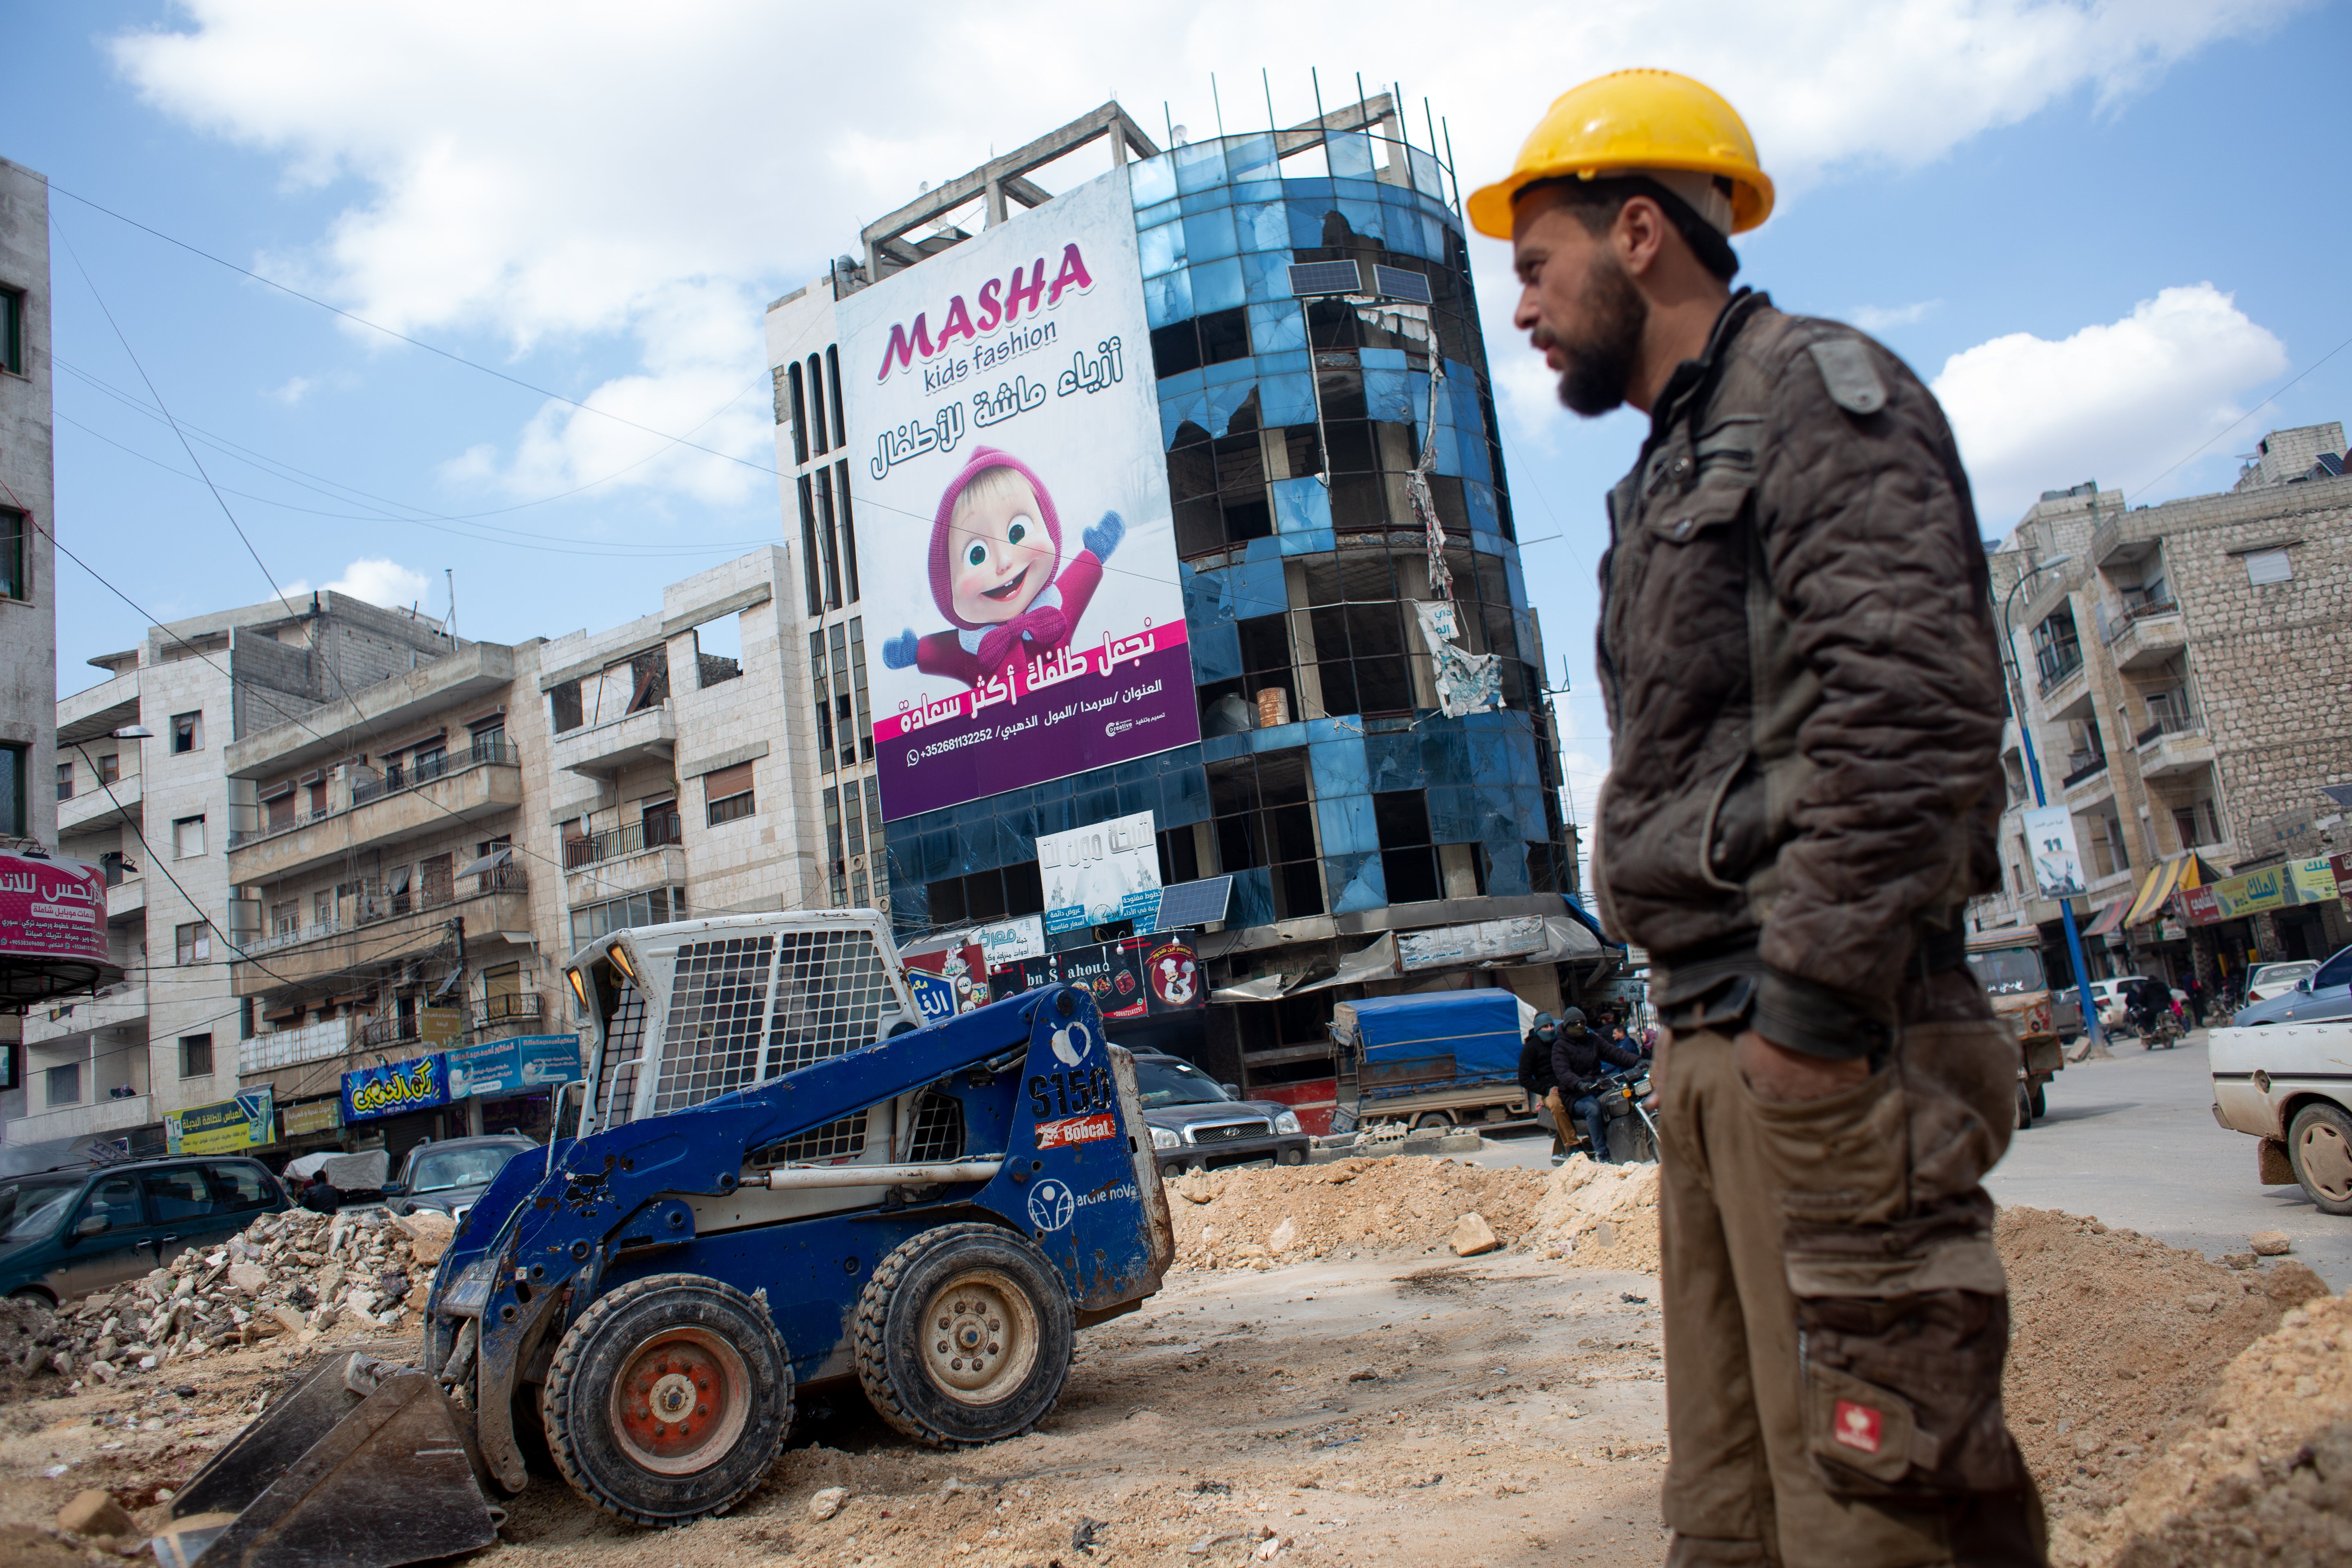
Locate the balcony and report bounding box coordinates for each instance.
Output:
[2105,603,2186,672]
[565,814,683,871]
[23,984,147,1047]
[470,991,546,1032]
[239,1015,356,1075]
[2035,650,2088,713]
[551,702,675,777]
[3,1093,154,1145]
[105,879,143,924]
[230,867,530,997]
[2136,721,2217,783]
[227,741,523,884]
[58,772,140,835]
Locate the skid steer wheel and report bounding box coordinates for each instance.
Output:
[855,1223,1074,1449]
[543,1274,792,1524]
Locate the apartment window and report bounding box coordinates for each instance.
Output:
[271,899,299,935]
[1149,306,1252,380]
[314,889,335,926]
[2173,800,2222,849]
[925,862,1045,926]
[835,459,860,604]
[1374,789,1443,905]
[824,785,846,906]
[847,617,872,762]
[172,711,204,753]
[180,1034,214,1078]
[787,360,809,466]
[0,287,22,374]
[807,354,829,457]
[826,344,847,446]
[176,921,212,965]
[705,761,756,826]
[0,743,20,837]
[815,467,843,609]
[550,678,584,734]
[469,715,508,760]
[46,1062,80,1108]
[98,752,119,786]
[55,762,72,802]
[2245,548,2293,586]
[797,475,823,618]
[569,885,685,948]
[0,507,23,601]
[173,814,206,858]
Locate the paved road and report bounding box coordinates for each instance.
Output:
[1454,1032,2351,1289]
[1986,1030,2350,1288]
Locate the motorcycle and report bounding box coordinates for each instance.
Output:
[1567,1067,1662,1165]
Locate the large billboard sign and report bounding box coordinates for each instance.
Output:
[1038,809,1162,934]
[837,169,1198,822]
[0,852,107,967]
[2021,806,2085,899]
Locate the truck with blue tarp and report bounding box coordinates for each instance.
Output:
[1328,989,1539,1133]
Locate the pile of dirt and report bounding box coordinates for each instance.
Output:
[1996,1207,2330,1523]
[2,1208,442,1401]
[1165,1158,1552,1267]
[1163,1155,1664,1271]
[2046,1292,2352,1565]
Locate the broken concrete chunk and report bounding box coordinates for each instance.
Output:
[808,1486,849,1521]
[1269,1217,1298,1254]
[225,1263,269,1295]
[2183,1293,2221,1314]
[2248,1230,2292,1256]
[56,1489,133,1539]
[1449,1213,1500,1258]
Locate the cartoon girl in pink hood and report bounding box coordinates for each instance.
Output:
[881,445,1123,687]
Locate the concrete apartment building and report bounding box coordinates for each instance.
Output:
[0,158,59,1127]
[1975,421,2352,990]
[20,594,457,1154]
[764,96,1597,1127]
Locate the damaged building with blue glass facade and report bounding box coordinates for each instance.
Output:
[763,93,1603,1131]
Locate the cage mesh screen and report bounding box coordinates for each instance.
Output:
[653,936,777,1113]
[592,981,647,1130]
[763,927,893,1076]
[746,1111,869,1169]
[906,1092,965,1163]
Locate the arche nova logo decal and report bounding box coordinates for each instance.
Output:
[1027,1177,1075,1232]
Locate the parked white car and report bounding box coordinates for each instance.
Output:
[2209,1021,2352,1215]
[2245,960,2320,1006]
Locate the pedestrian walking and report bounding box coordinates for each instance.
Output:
[1518,1011,1568,1162]
[2185,971,2207,1027]
[1477,68,2043,1564]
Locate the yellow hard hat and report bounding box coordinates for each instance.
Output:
[1467,69,1774,240]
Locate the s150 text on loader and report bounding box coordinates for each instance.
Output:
[153,911,1175,1568]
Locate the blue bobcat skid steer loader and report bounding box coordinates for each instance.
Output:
[155,912,1175,1568]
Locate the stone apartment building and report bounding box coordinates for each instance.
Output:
[18,594,457,1154]
[1976,421,2352,989]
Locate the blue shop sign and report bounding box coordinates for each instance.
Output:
[450,1034,581,1099]
[342,1053,451,1122]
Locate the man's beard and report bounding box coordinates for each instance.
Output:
[1549,253,1648,417]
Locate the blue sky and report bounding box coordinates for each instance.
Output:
[12,1,2349,849]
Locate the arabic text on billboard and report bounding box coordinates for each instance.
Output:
[343,1053,451,1122]
[167,1088,275,1156]
[0,852,108,966]
[906,944,991,1024]
[837,169,1199,821]
[1039,809,1162,934]
[450,1035,580,1100]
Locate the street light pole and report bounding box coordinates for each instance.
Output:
[1998,559,2106,1055]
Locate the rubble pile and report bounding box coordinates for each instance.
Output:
[1528,1156,1664,1272]
[2047,1292,2352,1565]
[1,1207,450,1401]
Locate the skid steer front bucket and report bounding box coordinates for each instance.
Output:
[152,1350,502,1568]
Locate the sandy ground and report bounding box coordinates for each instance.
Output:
[1,1162,2340,1566]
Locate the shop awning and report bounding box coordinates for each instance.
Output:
[2124,851,2209,928]
[2083,898,2132,938]
[454,845,512,879]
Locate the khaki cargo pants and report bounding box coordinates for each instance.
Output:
[1656,1020,2047,1567]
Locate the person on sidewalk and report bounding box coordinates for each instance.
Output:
[1476,69,2043,1565]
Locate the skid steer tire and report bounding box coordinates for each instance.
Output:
[855,1222,1073,1449]
[543,1273,791,1525]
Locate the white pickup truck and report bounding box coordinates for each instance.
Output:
[2209,1021,2352,1215]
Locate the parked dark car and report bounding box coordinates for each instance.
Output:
[1126,1049,1310,1177]
[1,1155,290,1306]
[380,1135,539,1225]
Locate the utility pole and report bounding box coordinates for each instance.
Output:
[2000,557,2107,1058]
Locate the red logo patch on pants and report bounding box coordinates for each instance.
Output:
[1833,1399,1884,1455]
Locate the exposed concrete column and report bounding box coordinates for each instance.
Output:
[984,178,1008,228]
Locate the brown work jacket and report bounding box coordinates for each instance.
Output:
[1592,292,2006,1058]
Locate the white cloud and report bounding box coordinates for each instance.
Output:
[110,1,2305,499]
[1847,300,1941,332]
[282,556,433,609]
[1932,283,2288,523]
[268,374,313,405]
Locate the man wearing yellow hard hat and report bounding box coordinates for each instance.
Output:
[1474,72,2042,1565]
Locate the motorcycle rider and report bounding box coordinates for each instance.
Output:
[1548,1006,1644,1162]
[1519,1012,1568,1161]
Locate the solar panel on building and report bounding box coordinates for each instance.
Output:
[1152,875,1234,932]
[1370,265,1433,304]
[1287,261,1364,297]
